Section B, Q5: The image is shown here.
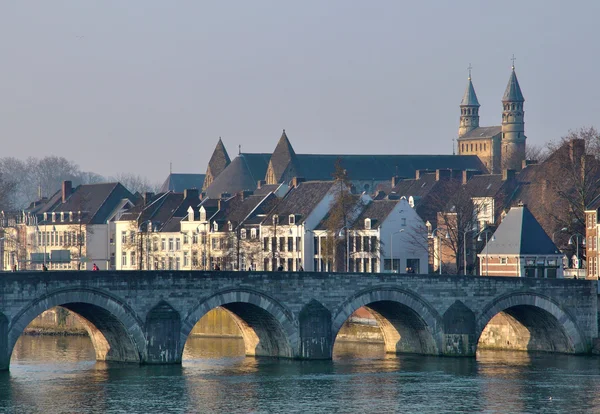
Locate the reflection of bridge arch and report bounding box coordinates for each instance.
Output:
[477,292,587,354]
[332,287,443,355]
[181,288,297,359]
[7,288,146,367]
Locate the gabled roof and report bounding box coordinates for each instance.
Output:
[460,78,480,107]
[264,181,334,224]
[458,126,502,140]
[205,153,271,198]
[465,174,518,198]
[210,193,273,229]
[207,138,231,176]
[160,173,205,193]
[502,68,525,102]
[43,183,134,225]
[482,205,560,255]
[268,130,299,182]
[352,199,399,230]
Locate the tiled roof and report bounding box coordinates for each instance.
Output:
[352,199,398,230]
[159,173,205,193]
[205,153,271,198]
[483,205,559,255]
[43,183,134,225]
[211,194,271,228]
[207,138,231,177]
[458,126,502,140]
[464,174,518,198]
[268,130,299,182]
[264,181,334,224]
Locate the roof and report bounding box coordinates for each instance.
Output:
[211,194,272,229]
[502,68,525,102]
[460,78,480,107]
[159,173,205,193]
[268,130,299,182]
[44,183,134,225]
[459,126,502,140]
[206,138,231,177]
[264,181,334,224]
[352,199,398,230]
[464,174,516,198]
[205,153,271,198]
[482,205,560,255]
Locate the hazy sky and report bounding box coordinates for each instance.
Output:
[1,1,599,183]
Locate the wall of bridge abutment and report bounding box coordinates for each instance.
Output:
[0,271,598,368]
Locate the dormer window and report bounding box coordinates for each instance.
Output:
[200,207,207,222]
[273,215,279,225]
[364,218,371,230]
[60,212,64,222]
[289,214,295,225]
[228,222,233,231]
[43,212,47,221]
[69,212,73,221]
[241,229,247,239]
[213,222,218,232]
[251,229,257,239]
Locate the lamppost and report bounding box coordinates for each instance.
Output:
[338,226,350,272]
[568,233,585,277]
[429,228,450,275]
[390,229,405,273]
[552,227,568,243]
[477,229,496,276]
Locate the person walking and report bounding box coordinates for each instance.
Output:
[92,263,99,271]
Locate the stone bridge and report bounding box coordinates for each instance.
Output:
[0,271,597,370]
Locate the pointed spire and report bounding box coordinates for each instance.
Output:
[502,66,525,102]
[203,137,231,191]
[460,78,480,107]
[266,129,300,183]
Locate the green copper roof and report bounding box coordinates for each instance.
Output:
[502,68,525,102]
[460,78,480,107]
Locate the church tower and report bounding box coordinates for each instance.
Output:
[458,70,480,138]
[501,63,526,171]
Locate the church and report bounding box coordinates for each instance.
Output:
[457,63,526,174]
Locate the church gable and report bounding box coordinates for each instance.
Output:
[265,130,300,184]
[203,138,231,190]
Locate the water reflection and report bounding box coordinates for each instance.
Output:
[3,335,600,413]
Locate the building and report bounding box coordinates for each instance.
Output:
[457,65,526,173]
[477,204,563,278]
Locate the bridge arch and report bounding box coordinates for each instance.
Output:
[332,287,443,355]
[181,288,297,359]
[7,288,146,366]
[477,292,587,354]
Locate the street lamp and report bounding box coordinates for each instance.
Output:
[390,229,405,273]
[429,228,450,275]
[463,230,473,276]
[552,227,568,243]
[138,220,152,270]
[338,226,350,272]
[568,233,585,276]
[477,229,496,276]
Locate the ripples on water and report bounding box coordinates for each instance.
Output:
[2,335,600,413]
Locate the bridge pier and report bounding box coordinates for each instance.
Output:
[144,301,182,364]
[442,301,477,357]
[298,300,333,359]
[0,314,8,371]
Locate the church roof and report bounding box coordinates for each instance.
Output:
[159,173,205,193]
[459,126,502,140]
[481,205,560,255]
[268,130,299,182]
[206,138,231,176]
[502,68,525,102]
[460,78,480,107]
[205,153,271,198]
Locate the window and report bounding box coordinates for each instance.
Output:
[228,222,233,231]
[168,257,173,270]
[241,229,247,239]
[161,238,166,251]
[251,229,257,239]
[263,237,269,251]
[183,233,189,244]
[121,252,127,267]
[500,257,507,264]
[168,238,174,251]
[213,222,218,232]
[192,233,198,244]
[279,237,285,251]
[175,257,180,270]
[130,251,136,268]
[289,215,295,225]
[401,218,406,227]
[121,231,127,244]
[212,238,218,250]
[183,252,189,267]
[130,231,135,244]
[153,239,158,251]
[364,218,371,230]
[175,238,181,251]
[288,237,293,252]
[273,215,279,225]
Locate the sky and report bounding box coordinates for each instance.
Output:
[1,1,599,183]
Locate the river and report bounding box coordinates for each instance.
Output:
[2,335,600,413]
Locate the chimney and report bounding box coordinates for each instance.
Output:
[522,159,538,169]
[143,192,154,205]
[502,169,516,181]
[62,181,72,203]
[238,190,253,201]
[435,169,451,181]
[184,188,199,200]
[257,180,266,189]
[462,170,481,185]
[569,138,585,163]
[291,177,305,188]
[391,176,399,187]
[200,191,206,200]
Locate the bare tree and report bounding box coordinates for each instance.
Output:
[110,173,159,194]
[525,144,549,163]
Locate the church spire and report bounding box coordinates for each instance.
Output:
[203,137,231,191]
[501,58,526,171]
[265,129,300,184]
[458,64,480,138]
